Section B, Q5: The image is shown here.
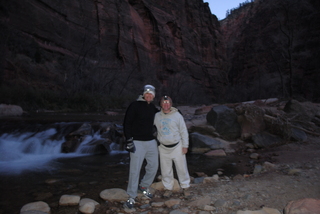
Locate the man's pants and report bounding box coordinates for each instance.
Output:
[127,139,159,198]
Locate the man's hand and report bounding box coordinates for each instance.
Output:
[125,138,136,153]
[182,147,188,154]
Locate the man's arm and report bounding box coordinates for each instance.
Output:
[123,103,136,140]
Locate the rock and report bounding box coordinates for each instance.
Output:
[289,128,308,142]
[1,0,224,105]
[287,168,302,176]
[253,164,263,174]
[214,199,227,207]
[203,176,219,184]
[206,105,241,140]
[151,179,181,192]
[164,199,181,208]
[195,105,217,115]
[169,210,189,214]
[104,111,119,116]
[100,188,128,202]
[69,123,93,136]
[201,205,215,211]
[20,201,50,213]
[237,207,281,214]
[189,132,230,153]
[79,198,99,207]
[45,178,61,184]
[188,196,211,208]
[204,149,226,156]
[252,132,283,148]
[0,104,23,116]
[284,198,320,214]
[236,104,266,140]
[79,201,95,214]
[263,162,277,171]
[188,124,219,137]
[151,202,165,207]
[283,100,318,121]
[59,195,81,206]
[250,153,259,159]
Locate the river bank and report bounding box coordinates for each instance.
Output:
[1,106,320,213]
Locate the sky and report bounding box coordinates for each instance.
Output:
[204,0,246,20]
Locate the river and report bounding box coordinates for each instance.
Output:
[0,112,251,213]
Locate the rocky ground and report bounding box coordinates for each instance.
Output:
[107,138,320,214]
[50,136,320,214]
[2,105,320,214]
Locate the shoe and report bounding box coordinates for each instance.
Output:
[138,186,153,199]
[163,190,172,198]
[123,197,135,209]
[183,188,192,198]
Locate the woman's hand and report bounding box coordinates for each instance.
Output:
[182,147,188,154]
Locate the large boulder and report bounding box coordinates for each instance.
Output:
[284,100,319,122]
[236,104,266,140]
[189,132,228,153]
[284,198,320,214]
[0,104,23,116]
[206,105,241,140]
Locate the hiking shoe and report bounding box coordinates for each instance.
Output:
[138,186,153,199]
[163,190,172,198]
[183,188,193,198]
[123,197,135,209]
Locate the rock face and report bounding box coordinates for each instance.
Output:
[221,0,320,103]
[0,0,224,104]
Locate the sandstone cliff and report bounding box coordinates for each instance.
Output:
[0,0,225,109]
[221,0,320,102]
[1,0,320,111]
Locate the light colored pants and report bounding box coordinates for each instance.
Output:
[159,142,190,190]
[127,139,159,198]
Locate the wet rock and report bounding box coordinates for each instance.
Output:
[59,194,81,206]
[100,188,128,202]
[79,201,95,214]
[79,198,99,207]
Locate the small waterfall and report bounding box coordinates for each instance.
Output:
[0,122,126,174]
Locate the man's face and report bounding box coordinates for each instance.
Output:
[144,93,154,103]
[161,99,171,111]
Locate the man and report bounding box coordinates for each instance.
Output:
[154,95,190,198]
[123,84,159,209]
